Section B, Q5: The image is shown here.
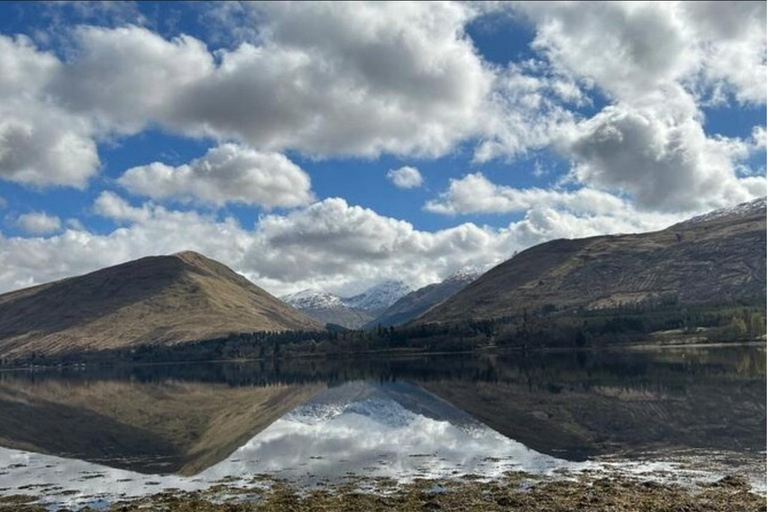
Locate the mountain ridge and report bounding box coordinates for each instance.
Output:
[0,251,322,358]
[417,198,766,325]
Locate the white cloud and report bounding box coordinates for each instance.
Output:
[118,144,314,208]
[0,2,763,297]
[0,193,689,298]
[562,103,766,211]
[0,35,99,188]
[515,1,766,106]
[0,2,762,199]
[425,172,626,216]
[93,191,152,224]
[0,6,499,188]
[489,2,767,212]
[53,25,215,135]
[50,4,493,158]
[14,212,62,235]
[680,1,767,105]
[387,166,424,189]
[473,61,578,162]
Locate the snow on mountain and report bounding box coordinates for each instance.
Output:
[281,289,372,329]
[443,267,483,284]
[363,271,482,329]
[676,197,766,228]
[282,289,345,310]
[341,280,412,313]
[282,281,412,328]
[283,281,412,315]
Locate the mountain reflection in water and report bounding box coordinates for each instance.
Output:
[0,344,764,508]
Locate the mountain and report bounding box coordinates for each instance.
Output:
[0,251,322,358]
[283,280,411,329]
[282,289,374,329]
[418,198,767,325]
[365,269,480,328]
[343,280,412,316]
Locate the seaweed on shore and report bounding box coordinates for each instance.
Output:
[2,472,765,512]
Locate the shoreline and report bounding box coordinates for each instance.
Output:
[1,338,763,374]
[2,471,764,512]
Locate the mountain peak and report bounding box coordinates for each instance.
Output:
[0,251,321,359]
[343,280,412,313]
[172,249,207,260]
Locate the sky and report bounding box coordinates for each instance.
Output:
[0,1,765,297]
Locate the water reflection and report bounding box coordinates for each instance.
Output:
[0,344,764,507]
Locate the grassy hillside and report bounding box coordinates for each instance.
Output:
[418,199,766,325]
[0,251,322,358]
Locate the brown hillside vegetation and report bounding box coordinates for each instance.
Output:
[418,198,767,325]
[0,251,321,358]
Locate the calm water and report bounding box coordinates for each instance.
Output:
[0,344,764,508]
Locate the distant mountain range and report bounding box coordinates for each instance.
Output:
[282,280,412,328]
[418,198,766,325]
[364,269,480,328]
[0,251,321,358]
[284,271,483,330]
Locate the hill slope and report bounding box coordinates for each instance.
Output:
[0,251,321,358]
[365,270,479,328]
[418,198,767,325]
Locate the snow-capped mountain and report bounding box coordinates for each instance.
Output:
[342,280,412,314]
[364,271,481,329]
[282,289,345,310]
[282,289,372,329]
[675,197,766,228]
[443,266,484,284]
[282,280,412,329]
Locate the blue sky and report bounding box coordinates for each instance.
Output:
[0,1,765,296]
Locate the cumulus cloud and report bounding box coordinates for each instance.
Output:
[93,191,152,224]
[487,1,767,211]
[0,194,687,297]
[0,5,500,188]
[515,1,766,106]
[50,4,493,157]
[1,2,762,199]
[425,172,626,216]
[562,103,766,211]
[118,144,314,208]
[14,212,62,235]
[53,25,216,134]
[387,166,424,189]
[0,35,99,188]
